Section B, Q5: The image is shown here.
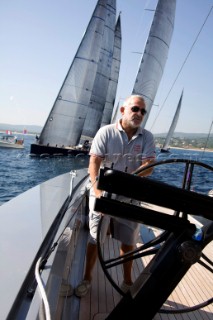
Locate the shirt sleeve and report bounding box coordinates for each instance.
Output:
[142,130,156,161]
[89,126,108,158]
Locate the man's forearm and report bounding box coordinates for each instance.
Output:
[89,155,103,197]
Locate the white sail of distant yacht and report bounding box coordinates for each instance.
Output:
[82,0,116,138]
[37,0,114,149]
[132,0,176,129]
[110,99,121,124]
[161,90,183,152]
[100,13,122,127]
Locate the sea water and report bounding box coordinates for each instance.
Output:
[0,134,89,204]
[0,134,212,204]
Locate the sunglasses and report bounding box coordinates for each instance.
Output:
[131,106,147,116]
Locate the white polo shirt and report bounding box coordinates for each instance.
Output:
[90,120,156,173]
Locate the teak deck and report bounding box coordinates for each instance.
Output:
[79,236,212,320]
[55,211,213,320]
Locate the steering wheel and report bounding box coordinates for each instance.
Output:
[96,158,213,313]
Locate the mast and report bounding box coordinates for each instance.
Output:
[38,0,109,147]
[82,0,116,138]
[161,89,183,151]
[132,0,176,129]
[100,13,122,127]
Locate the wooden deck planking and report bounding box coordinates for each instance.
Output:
[34,188,212,320]
[101,239,111,313]
[77,231,212,320]
[58,205,213,320]
[153,241,213,320]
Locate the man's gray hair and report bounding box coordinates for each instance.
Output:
[123,95,145,107]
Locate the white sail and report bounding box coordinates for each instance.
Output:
[82,0,116,138]
[110,99,121,124]
[161,90,183,152]
[38,0,110,148]
[100,13,122,127]
[132,0,176,129]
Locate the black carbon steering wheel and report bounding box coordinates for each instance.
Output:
[96,158,213,314]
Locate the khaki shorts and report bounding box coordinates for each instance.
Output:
[88,195,110,244]
[88,194,140,246]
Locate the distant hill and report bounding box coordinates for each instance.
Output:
[0,123,42,134]
[154,132,213,138]
[0,123,212,138]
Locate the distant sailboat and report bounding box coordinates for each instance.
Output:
[160,90,183,153]
[30,0,117,156]
[132,0,176,129]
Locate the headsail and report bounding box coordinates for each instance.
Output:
[38,0,110,148]
[82,0,116,138]
[132,0,176,129]
[100,13,122,127]
[161,89,183,152]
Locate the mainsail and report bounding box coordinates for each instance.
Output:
[161,90,183,152]
[100,13,122,127]
[82,0,116,138]
[132,0,176,129]
[37,0,112,148]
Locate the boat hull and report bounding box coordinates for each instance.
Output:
[0,142,24,149]
[30,143,89,157]
[1,162,213,319]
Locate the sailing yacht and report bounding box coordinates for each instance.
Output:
[160,90,183,153]
[30,0,118,156]
[2,162,213,319]
[1,1,213,319]
[132,0,176,129]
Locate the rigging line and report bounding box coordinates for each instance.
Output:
[150,5,213,131]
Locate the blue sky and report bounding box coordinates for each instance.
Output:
[0,0,212,134]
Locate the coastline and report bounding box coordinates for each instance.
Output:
[1,130,213,153]
[169,146,213,153]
